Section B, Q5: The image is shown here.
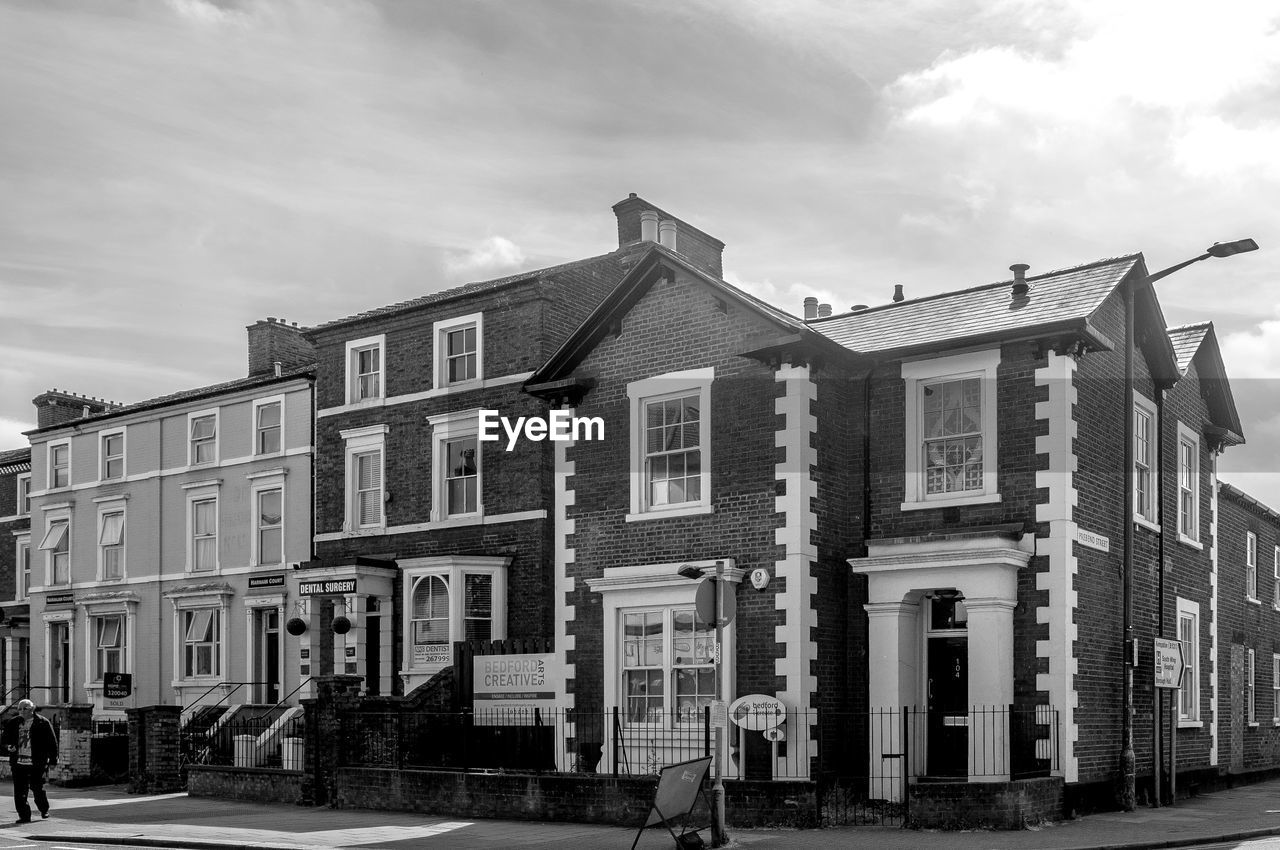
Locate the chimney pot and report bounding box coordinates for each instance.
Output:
[851,304,869,312]
[893,284,905,303]
[274,361,283,377]
[640,210,659,243]
[803,297,819,320]
[1010,263,1030,296]
[658,220,678,251]
[817,303,832,318]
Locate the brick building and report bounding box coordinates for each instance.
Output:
[297,197,664,696]
[0,446,32,700]
[1216,481,1280,776]
[21,319,314,716]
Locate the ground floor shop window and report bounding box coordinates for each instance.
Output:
[622,607,714,724]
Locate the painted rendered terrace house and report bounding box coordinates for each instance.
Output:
[19,318,315,724]
[283,193,1263,821]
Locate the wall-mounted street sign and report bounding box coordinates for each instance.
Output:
[695,577,736,627]
[45,592,75,607]
[1076,528,1110,553]
[1154,638,1186,689]
[248,574,286,589]
[103,672,132,699]
[728,694,787,730]
[298,578,357,596]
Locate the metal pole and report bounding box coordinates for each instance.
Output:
[711,562,728,847]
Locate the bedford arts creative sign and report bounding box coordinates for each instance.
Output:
[472,653,558,725]
[298,578,357,596]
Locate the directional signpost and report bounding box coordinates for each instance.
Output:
[1153,638,1185,689]
[1153,637,1186,806]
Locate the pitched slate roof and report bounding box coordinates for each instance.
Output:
[25,368,314,436]
[306,250,626,334]
[0,447,31,473]
[1167,323,1211,374]
[526,245,836,389]
[810,255,1142,356]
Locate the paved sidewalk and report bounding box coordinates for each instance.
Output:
[2,778,1280,849]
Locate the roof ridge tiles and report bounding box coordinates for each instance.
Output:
[308,249,627,333]
[807,253,1142,323]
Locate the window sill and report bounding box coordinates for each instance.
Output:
[1177,533,1203,551]
[344,396,386,409]
[435,379,484,394]
[900,492,1001,512]
[1177,720,1203,729]
[626,504,715,523]
[1247,597,1262,606]
[1249,722,1261,728]
[1134,516,1161,534]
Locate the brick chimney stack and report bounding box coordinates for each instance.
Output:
[32,390,120,429]
[612,194,725,278]
[247,317,315,377]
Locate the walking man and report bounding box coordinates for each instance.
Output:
[2,699,59,824]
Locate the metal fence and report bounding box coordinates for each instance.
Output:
[334,703,1058,825]
[181,709,305,769]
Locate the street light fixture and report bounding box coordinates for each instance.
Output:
[677,562,727,847]
[1120,237,1258,811]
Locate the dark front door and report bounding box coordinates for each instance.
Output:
[927,636,968,777]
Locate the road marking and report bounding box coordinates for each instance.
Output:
[35,822,474,848]
[40,793,189,810]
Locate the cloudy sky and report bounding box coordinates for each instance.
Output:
[2,0,1278,502]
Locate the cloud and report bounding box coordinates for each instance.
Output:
[1221,310,1280,381]
[444,237,526,278]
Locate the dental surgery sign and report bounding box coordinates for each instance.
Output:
[472,653,559,726]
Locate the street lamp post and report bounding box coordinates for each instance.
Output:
[1120,238,1258,811]
[679,563,727,847]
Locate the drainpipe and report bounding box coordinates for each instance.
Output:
[861,366,875,551]
[1154,388,1167,806]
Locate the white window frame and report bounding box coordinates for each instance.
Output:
[251,476,285,568]
[14,535,30,601]
[1247,531,1259,603]
[433,312,484,389]
[341,425,387,532]
[253,395,285,456]
[180,607,222,680]
[92,613,126,682]
[188,409,219,467]
[427,410,482,522]
[16,473,30,516]
[39,509,71,588]
[100,428,126,482]
[345,334,386,405]
[1133,393,1159,529]
[168,588,231,687]
[619,605,718,726]
[626,368,714,522]
[1176,423,1200,547]
[48,441,71,490]
[1177,597,1200,725]
[901,349,1001,510]
[1273,545,1280,610]
[1248,647,1257,725]
[185,484,221,574]
[588,560,740,735]
[97,501,127,582]
[399,556,509,679]
[1272,654,1280,725]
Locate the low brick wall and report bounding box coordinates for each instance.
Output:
[335,768,817,828]
[908,776,1064,830]
[187,765,303,805]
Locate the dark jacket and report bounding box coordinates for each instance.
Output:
[1,713,59,771]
